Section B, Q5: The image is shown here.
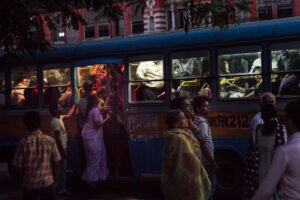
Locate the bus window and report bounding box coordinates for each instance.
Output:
[129,60,164,102]
[218,46,262,99]
[11,67,37,107]
[43,68,72,107]
[270,42,300,96]
[171,51,211,100]
[77,64,107,89]
[0,73,5,109]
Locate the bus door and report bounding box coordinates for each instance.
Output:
[72,58,132,176]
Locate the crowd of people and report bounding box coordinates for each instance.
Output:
[161,92,300,200]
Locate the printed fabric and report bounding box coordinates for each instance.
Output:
[243,122,286,200]
[161,128,211,200]
[12,130,61,189]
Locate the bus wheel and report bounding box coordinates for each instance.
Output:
[214,150,244,200]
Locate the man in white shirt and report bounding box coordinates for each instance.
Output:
[250,92,276,143]
[11,75,29,105]
[136,61,164,100]
[50,105,68,196]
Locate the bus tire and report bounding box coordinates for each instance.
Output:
[214,150,244,200]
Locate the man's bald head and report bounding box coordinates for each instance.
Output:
[259,92,276,107]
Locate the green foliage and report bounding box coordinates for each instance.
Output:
[0,0,250,56]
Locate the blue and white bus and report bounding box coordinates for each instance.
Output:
[1,18,300,199]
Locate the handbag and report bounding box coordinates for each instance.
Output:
[198,82,212,99]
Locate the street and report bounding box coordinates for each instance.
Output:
[0,163,162,200]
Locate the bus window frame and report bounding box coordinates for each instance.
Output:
[216,44,263,101]
[127,54,165,104]
[41,63,73,107]
[269,40,300,98]
[10,66,38,108]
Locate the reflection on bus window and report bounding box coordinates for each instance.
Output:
[172,57,210,78]
[129,60,165,102]
[11,68,37,106]
[218,52,261,75]
[270,48,300,96]
[271,49,299,72]
[0,73,5,109]
[43,68,72,107]
[219,70,263,99]
[172,79,212,100]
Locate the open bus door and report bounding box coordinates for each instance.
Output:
[69,58,131,177]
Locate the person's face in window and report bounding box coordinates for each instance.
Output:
[253,69,262,83]
[22,78,29,87]
[176,111,188,129]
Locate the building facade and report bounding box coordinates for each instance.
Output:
[47,0,300,44]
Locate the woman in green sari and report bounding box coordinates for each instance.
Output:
[161,109,211,200]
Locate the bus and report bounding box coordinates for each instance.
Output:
[1,18,300,199]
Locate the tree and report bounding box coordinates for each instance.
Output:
[0,0,251,56]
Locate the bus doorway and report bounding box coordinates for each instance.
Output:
[74,63,131,177]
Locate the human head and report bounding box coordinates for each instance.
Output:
[192,96,210,117]
[29,76,37,87]
[285,99,300,134]
[24,111,40,131]
[261,104,277,121]
[291,56,300,71]
[49,104,61,117]
[166,109,188,129]
[17,75,28,87]
[171,96,193,118]
[87,93,98,108]
[82,81,93,96]
[253,67,262,83]
[259,92,276,108]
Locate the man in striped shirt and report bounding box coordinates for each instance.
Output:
[13,111,61,200]
[192,96,216,200]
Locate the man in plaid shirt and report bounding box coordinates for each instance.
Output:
[13,111,61,200]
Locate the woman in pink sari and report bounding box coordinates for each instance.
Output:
[82,94,110,188]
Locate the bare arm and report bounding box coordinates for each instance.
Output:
[63,104,77,119]
[54,130,67,159]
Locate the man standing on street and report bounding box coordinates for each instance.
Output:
[253,99,300,199]
[192,96,217,200]
[13,111,61,200]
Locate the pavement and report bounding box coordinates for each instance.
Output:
[0,163,163,200]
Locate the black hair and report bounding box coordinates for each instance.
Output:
[86,94,98,120]
[83,81,93,96]
[261,104,277,136]
[171,96,187,110]
[285,99,300,130]
[192,95,209,112]
[49,104,59,116]
[17,75,27,84]
[24,111,40,131]
[292,56,300,71]
[166,109,182,129]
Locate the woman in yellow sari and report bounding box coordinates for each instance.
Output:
[161,109,211,200]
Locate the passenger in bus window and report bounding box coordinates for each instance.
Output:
[249,52,262,73]
[11,75,28,105]
[278,57,300,96]
[24,75,38,106]
[136,61,164,100]
[161,109,211,200]
[219,55,248,74]
[277,50,293,71]
[58,86,73,107]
